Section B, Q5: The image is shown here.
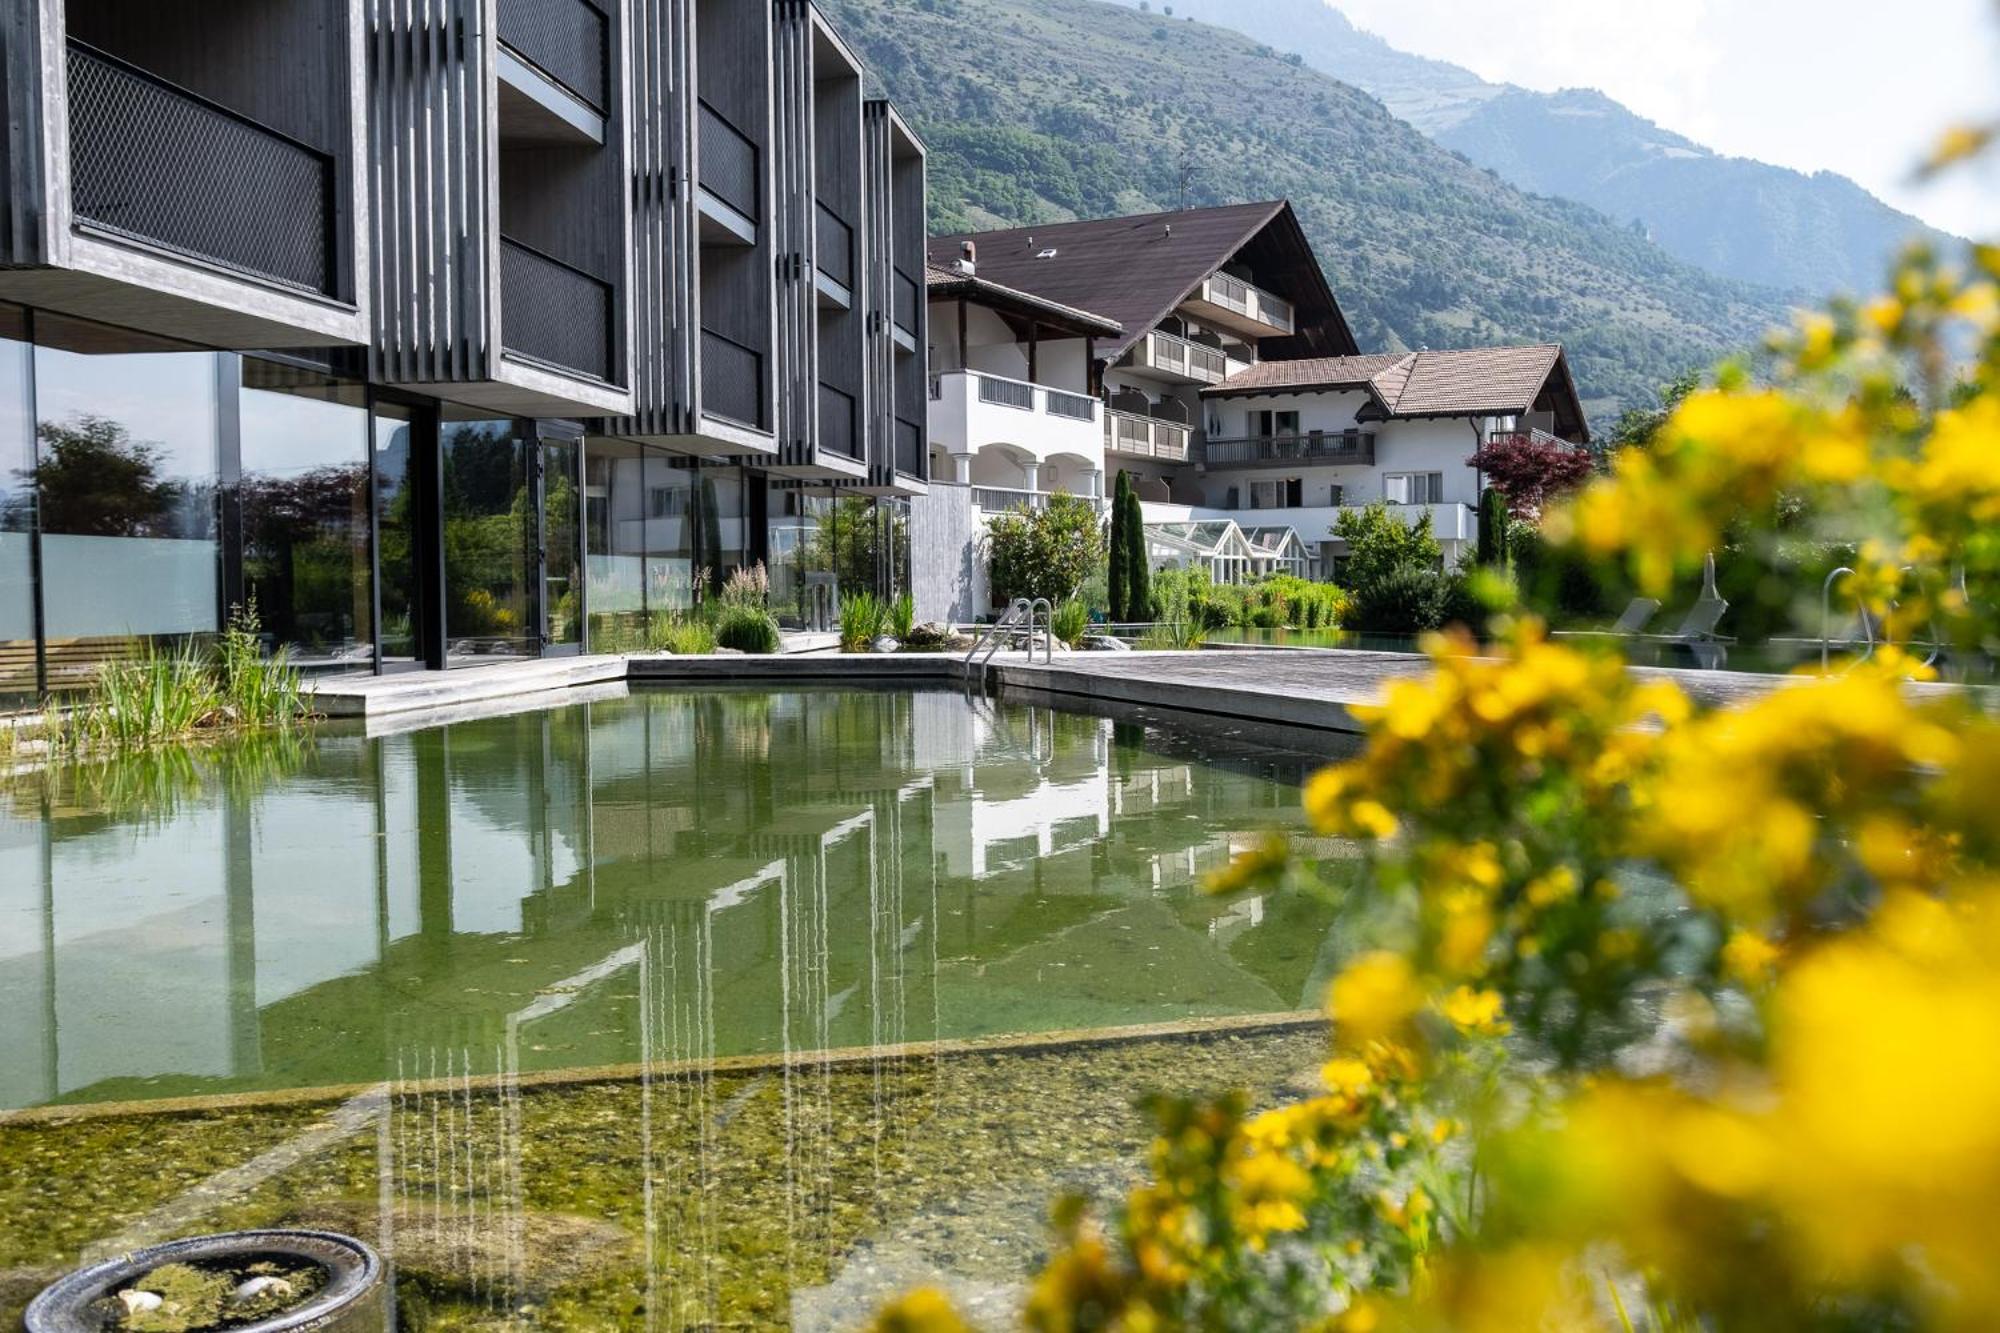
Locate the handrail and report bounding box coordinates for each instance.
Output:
[1029,598,1054,665]
[964,597,1055,669]
[966,598,1031,667]
[1821,567,1861,671]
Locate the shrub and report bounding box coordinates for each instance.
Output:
[715,606,781,654]
[1050,598,1089,648]
[1107,471,1132,620]
[1336,502,1442,592]
[988,494,1106,606]
[839,591,888,652]
[1346,561,1447,634]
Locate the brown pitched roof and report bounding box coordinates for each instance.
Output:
[1206,344,1589,441]
[923,263,1124,338]
[930,202,1357,360]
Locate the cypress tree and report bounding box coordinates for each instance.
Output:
[1477,488,1511,567]
[1124,485,1152,621]
[1108,470,1131,622]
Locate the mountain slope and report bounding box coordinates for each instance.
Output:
[824,0,1796,426]
[1101,0,1951,298]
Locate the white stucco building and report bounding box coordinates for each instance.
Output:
[906,202,1592,617]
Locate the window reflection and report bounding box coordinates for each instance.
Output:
[31,314,220,682]
[239,361,372,669]
[374,404,420,667]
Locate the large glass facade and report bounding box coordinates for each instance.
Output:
[0,306,34,705]
[440,411,533,664]
[32,315,221,688]
[238,361,372,669]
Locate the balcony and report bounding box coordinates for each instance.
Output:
[497,0,609,113]
[1104,409,1192,462]
[1117,330,1229,385]
[500,236,613,382]
[1180,271,1295,339]
[65,41,337,297]
[927,370,1102,464]
[1201,431,1376,470]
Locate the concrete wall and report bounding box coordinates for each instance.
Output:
[907,481,985,624]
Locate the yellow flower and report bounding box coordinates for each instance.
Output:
[1720,929,1780,986]
[869,1288,972,1333]
[1439,985,1510,1038]
[1329,952,1423,1050]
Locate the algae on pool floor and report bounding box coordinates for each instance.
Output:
[1,1028,1327,1330]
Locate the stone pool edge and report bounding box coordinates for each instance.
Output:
[0,1010,1326,1128]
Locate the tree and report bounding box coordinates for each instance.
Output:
[1605,368,1701,453]
[1475,486,1512,566]
[1466,433,1597,519]
[1121,484,1151,621]
[987,494,1104,606]
[1108,470,1132,622]
[30,415,182,536]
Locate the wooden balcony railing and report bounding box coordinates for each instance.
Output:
[1201,431,1375,468]
[1104,409,1191,462]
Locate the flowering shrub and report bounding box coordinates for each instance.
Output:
[874,158,2000,1332]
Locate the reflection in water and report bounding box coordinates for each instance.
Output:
[0,689,1352,1328]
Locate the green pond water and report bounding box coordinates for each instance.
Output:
[0,687,1358,1329]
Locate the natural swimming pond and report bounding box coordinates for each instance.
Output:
[0,687,1358,1328]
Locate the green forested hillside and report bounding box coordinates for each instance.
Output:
[823,0,1801,426]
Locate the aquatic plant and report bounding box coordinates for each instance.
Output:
[886,155,2000,1331]
[719,561,771,610]
[715,606,782,655]
[1049,597,1088,649]
[839,591,889,652]
[888,589,916,641]
[647,614,717,655]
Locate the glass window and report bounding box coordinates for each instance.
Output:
[32,314,220,686]
[374,403,421,668]
[542,437,582,651]
[583,437,647,650]
[643,452,694,617]
[1384,472,1443,505]
[0,305,34,705]
[239,360,372,670]
[440,409,532,664]
[694,464,747,587]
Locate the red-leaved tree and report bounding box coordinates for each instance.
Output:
[1467,434,1597,519]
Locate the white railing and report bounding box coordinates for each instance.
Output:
[930,369,1100,423]
[971,485,1107,515]
[1103,409,1191,461]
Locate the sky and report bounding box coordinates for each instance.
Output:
[1324,0,2000,239]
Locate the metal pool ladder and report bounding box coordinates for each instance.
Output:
[963,598,1054,674]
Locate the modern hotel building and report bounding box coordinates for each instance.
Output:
[0,0,927,702]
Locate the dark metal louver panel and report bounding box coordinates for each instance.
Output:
[895,416,923,479]
[697,100,759,221]
[701,327,763,427]
[66,42,334,294]
[819,383,858,459]
[892,265,918,335]
[501,236,612,381]
[497,0,608,111]
[815,202,852,290]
